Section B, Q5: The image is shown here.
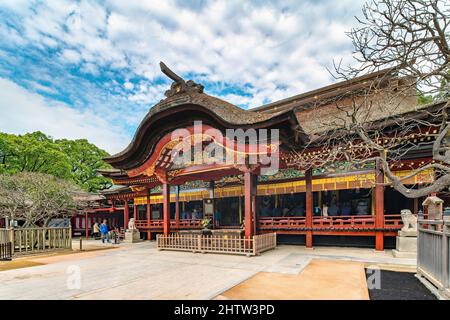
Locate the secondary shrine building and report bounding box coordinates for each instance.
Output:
[74,64,445,251]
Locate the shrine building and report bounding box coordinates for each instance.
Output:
[73,63,445,251]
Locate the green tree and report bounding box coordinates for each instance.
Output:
[0,131,112,192]
[0,132,71,178]
[56,139,112,192]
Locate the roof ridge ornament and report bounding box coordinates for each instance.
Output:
[160,61,204,97]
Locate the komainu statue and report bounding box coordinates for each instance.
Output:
[128,218,136,230]
[400,209,417,232]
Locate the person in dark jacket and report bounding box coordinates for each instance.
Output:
[100,220,109,243]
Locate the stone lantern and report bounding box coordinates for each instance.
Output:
[422,196,444,220]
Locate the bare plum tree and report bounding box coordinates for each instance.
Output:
[292,0,449,198]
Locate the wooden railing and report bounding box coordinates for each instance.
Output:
[258,214,403,231]
[4,227,72,255]
[384,214,403,229]
[137,215,404,233]
[258,217,306,229]
[313,215,375,229]
[156,232,277,256]
[417,219,450,298]
[135,219,202,229]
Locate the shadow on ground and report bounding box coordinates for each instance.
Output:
[366,269,437,300]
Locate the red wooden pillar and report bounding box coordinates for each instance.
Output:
[305,168,313,248]
[123,200,129,229]
[244,171,254,238]
[175,185,180,229]
[133,203,137,219]
[146,189,152,240]
[209,181,215,226]
[252,174,258,236]
[413,197,419,216]
[162,182,171,235]
[375,159,385,251]
[85,211,89,240]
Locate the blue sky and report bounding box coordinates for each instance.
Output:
[0,0,366,154]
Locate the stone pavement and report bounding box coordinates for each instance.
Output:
[0,242,416,300]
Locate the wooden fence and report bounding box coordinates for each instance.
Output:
[156,232,277,256]
[0,229,13,260]
[0,229,12,245]
[417,219,450,299]
[0,227,72,256]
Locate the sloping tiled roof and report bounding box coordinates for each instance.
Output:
[96,168,128,179]
[252,68,395,114]
[100,185,131,195]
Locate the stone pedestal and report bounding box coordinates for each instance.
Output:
[392,230,417,258]
[124,229,141,243]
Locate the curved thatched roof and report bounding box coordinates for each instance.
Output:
[104,85,305,170]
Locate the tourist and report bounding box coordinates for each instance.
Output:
[92,222,100,239]
[322,203,329,217]
[341,202,352,216]
[100,220,109,243]
[214,210,221,227]
[289,203,304,217]
[261,205,271,216]
[110,225,120,244]
[328,200,340,216]
[261,197,272,217]
[272,207,282,217]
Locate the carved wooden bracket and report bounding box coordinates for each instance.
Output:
[234,164,260,174]
[154,168,169,184]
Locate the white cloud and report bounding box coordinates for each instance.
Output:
[0,0,369,148]
[0,78,130,154]
[60,49,82,64]
[23,80,58,95]
[124,81,134,90]
[1,0,367,107]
